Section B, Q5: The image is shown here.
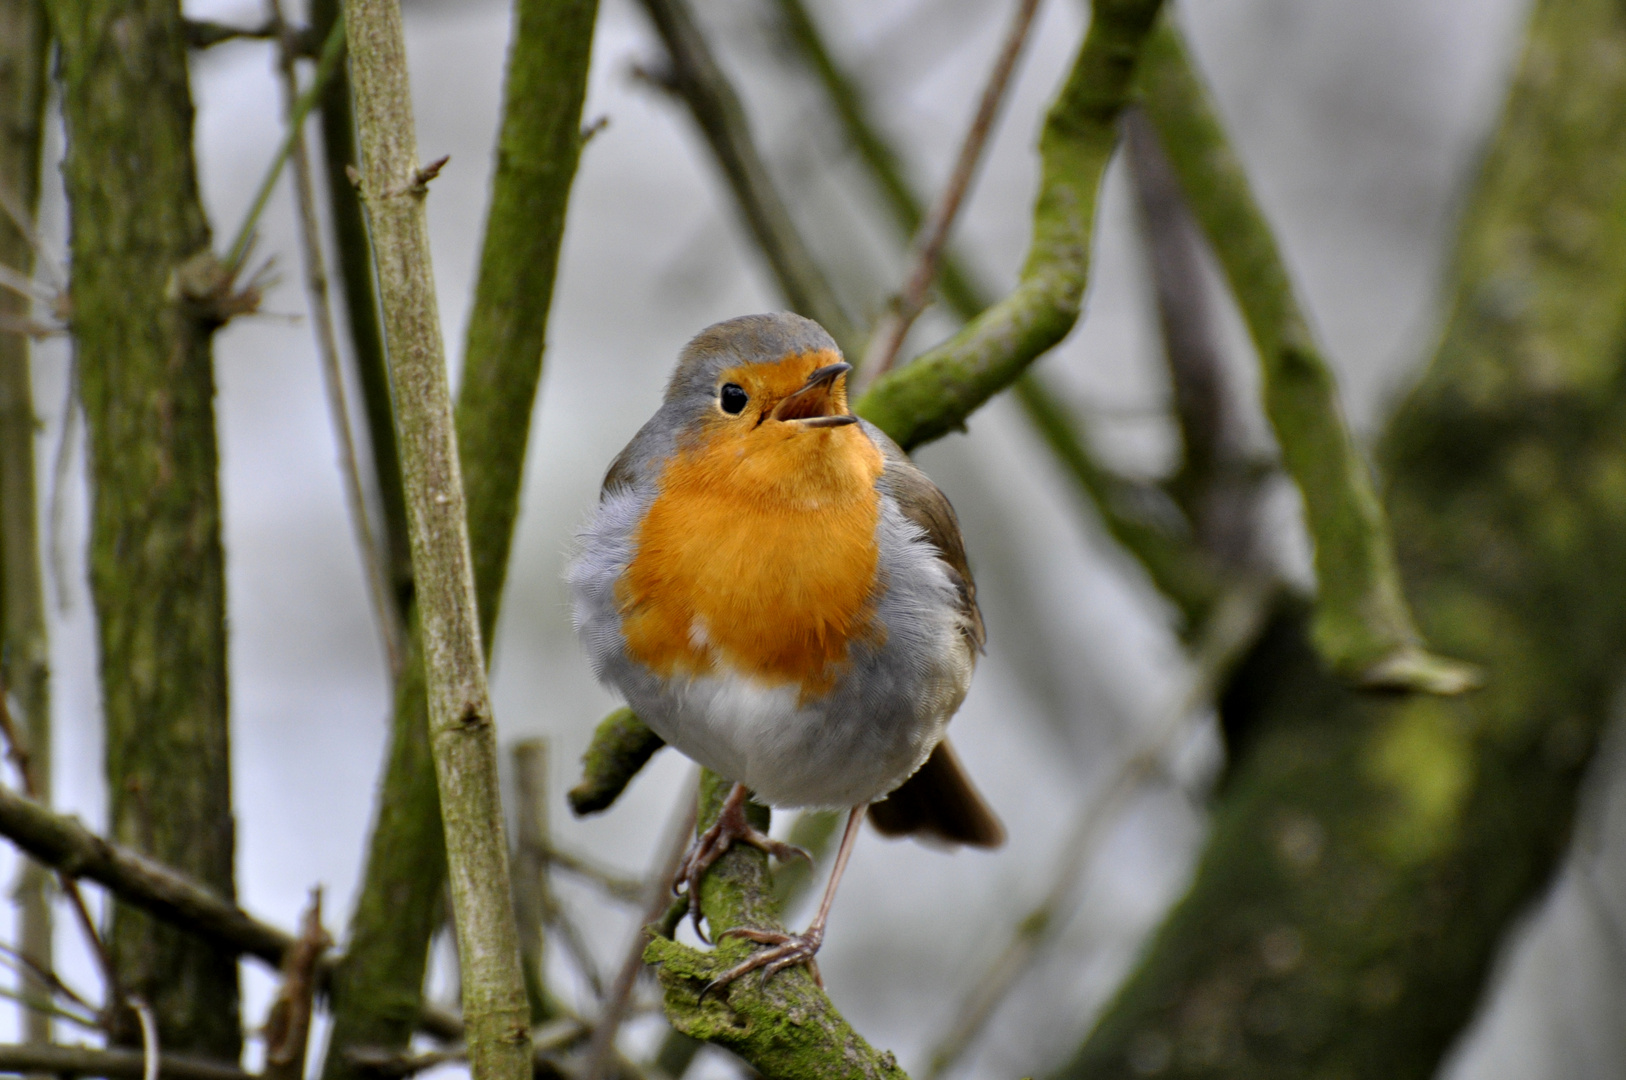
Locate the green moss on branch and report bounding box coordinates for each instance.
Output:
[1057,0,1626,1074]
[47,0,239,1054]
[644,772,908,1079]
[569,708,666,816]
[854,0,1167,451]
[1134,23,1474,693]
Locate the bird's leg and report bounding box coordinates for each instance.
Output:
[702,802,866,997]
[675,781,810,942]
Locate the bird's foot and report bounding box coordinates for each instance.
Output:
[675,783,810,942]
[700,924,825,1000]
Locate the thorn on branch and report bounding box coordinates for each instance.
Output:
[581,115,611,144]
[170,250,272,329]
[385,156,451,200]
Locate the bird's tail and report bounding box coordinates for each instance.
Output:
[868,739,1005,848]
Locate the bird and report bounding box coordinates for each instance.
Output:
[569,312,1003,992]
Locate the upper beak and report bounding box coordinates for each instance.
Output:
[770,362,857,428]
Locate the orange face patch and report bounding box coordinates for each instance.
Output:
[617,351,884,698]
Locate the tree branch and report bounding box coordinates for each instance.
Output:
[765,0,990,320]
[776,0,1227,636]
[568,709,666,817]
[852,0,1167,451]
[0,0,54,1046]
[341,0,531,1076]
[321,0,599,1071]
[309,0,414,623]
[46,0,241,1053]
[1134,21,1474,693]
[1058,0,1626,1071]
[0,1043,253,1080]
[859,0,1042,381]
[644,772,907,1078]
[632,0,861,356]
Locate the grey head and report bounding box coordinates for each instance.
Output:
[601,313,843,495]
[663,312,841,408]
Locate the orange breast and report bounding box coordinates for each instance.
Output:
[617,421,885,698]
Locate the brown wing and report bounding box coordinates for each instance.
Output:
[871,435,986,652]
[864,426,1002,848]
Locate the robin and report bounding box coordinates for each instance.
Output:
[569,312,1003,991]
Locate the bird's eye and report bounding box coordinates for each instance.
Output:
[720,383,748,415]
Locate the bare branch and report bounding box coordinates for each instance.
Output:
[0,1043,253,1080]
[631,0,860,356]
[262,891,329,1080]
[342,0,532,1074]
[858,0,1042,382]
[270,0,403,677]
[582,784,696,1080]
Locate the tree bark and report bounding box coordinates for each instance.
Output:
[1057,0,1626,1074]
[46,0,239,1057]
[0,0,53,1048]
[318,0,598,1072]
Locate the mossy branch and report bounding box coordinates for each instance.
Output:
[1133,22,1475,693]
[47,0,240,1053]
[569,708,666,816]
[458,0,599,646]
[322,0,599,1073]
[776,0,1220,632]
[852,0,1167,451]
[341,0,531,1076]
[1057,0,1626,1074]
[644,772,908,1079]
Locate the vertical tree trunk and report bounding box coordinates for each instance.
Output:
[0,0,54,1047]
[46,0,239,1057]
[1057,0,1626,1074]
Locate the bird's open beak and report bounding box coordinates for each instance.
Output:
[771,362,857,428]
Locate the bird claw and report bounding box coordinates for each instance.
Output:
[697,925,826,1003]
[674,784,810,943]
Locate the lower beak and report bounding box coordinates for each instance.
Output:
[771,362,857,427]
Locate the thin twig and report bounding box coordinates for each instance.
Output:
[263,890,330,1080]
[222,16,347,272]
[0,264,55,308]
[540,847,645,905]
[0,181,64,291]
[47,357,78,614]
[858,0,1043,384]
[0,674,119,1005]
[923,582,1274,1078]
[131,997,159,1080]
[632,0,860,355]
[269,0,403,678]
[0,944,97,1019]
[0,983,98,1031]
[0,1043,253,1080]
[540,889,606,1000]
[582,776,698,1080]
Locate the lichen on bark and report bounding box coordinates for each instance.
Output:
[46,0,239,1055]
[1056,0,1626,1074]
